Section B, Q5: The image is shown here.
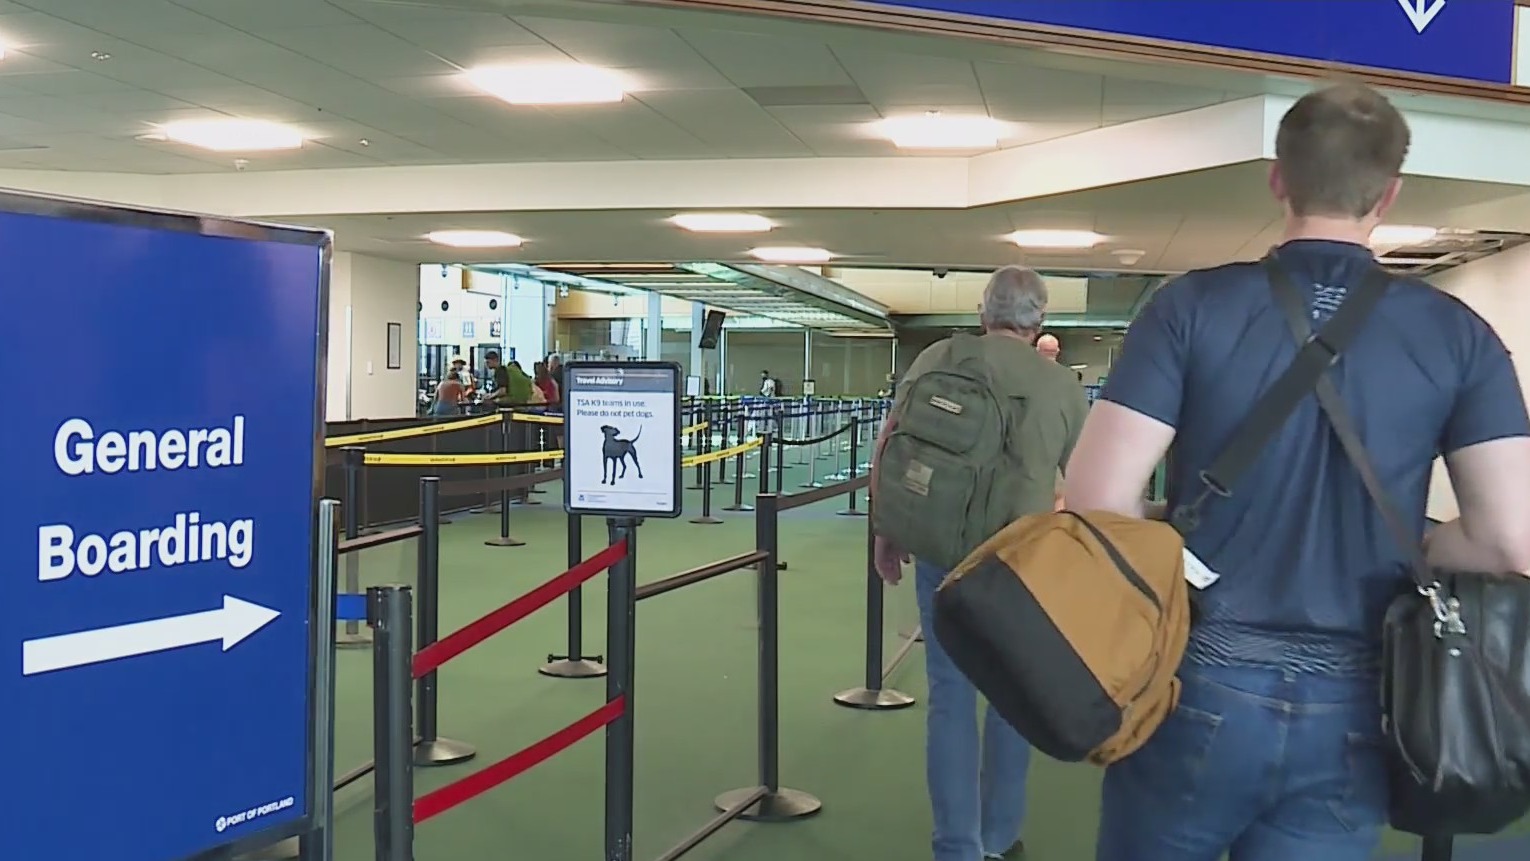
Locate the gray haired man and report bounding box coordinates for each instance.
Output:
[871,265,1089,861]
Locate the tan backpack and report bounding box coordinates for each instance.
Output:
[933,510,1189,764]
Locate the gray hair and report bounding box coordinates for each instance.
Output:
[980,266,1047,332]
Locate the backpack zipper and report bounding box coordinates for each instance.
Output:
[1064,512,1161,612]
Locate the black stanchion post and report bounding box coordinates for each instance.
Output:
[724,428,754,514]
[414,478,477,766]
[690,405,710,490]
[774,428,785,494]
[1421,836,1453,861]
[838,415,866,517]
[368,585,415,861]
[337,446,372,648]
[716,493,821,821]
[690,458,723,525]
[834,503,915,710]
[604,519,640,861]
[540,512,608,679]
[512,417,540,506]
[718,408,733,485]
[485,413,525,547]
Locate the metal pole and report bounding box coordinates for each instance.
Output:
[338,447,371,648]
[541,513,607,678]
[838,414,865,517]
[485,414,525,547]
[690,403,710,490]
[725,417,754,513]
[718,406,732,485]
[369,585,415,861]
[298,499,342,861]
[414,478,475,766]
[715,494,821,821]
[1421,836,1454,861]
[604,519,640,861]
[691,458,722,525]
[834,500,915,710]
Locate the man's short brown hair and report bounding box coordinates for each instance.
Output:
[1274,83,1410,219]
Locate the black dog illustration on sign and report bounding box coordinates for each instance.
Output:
[600,425,644,485]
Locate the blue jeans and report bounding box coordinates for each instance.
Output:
[1096,661,1388,861]
[915,559,1032,861]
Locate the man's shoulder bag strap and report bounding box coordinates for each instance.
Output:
[1264,258,1438,599]
[1170,256,1392,535]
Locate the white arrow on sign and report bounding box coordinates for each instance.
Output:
[1398,0,1446,33]
[21,596,280,676]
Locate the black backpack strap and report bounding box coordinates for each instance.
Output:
[1264,260,1442,603]
[1170,258,1392,534]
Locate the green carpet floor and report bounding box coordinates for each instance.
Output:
[324,452,1523,861]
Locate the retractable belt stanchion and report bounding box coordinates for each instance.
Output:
[604,518,641,861]
[414,477,477,766]
[717,408,732,486]
[338,446,372,648]
[690,403,711,490]
[690,457,723,525]
[715,493,822,821]
[369,584,416,861]
[723,422,754,514]
[837,414,866,517]
[758,431,786,572]
[540,512,608,679]
[834,499,915,710]
[485,412,525,547]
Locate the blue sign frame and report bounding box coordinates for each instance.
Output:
[0,191,331,861]
[869,0,1516,86]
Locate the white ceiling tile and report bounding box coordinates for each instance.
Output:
[23,0,234,37]
[260,25,458,78]
[3,70,142,97]
[1101,78,1229,125]
[536,98,717,161]
[0,10,101,46]
[766,104,884,157]
[975,63,1104,125]
[165,0,361,30]
[637,88,811,157]
[833,48,980,110]
[676,29,855,89]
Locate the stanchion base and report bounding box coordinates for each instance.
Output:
[722,505,755,513]
[833,686,916,710]
[836,509,868,517]
[714,787,822,822]
[334,629,373,649]
[484,536,527,547]
[530,487,548,495]
[798,482,823,489]
[539,657,609,679]
[235,836,299,860]
[689,516,724,525]
[414,737,477,767]
[513,497,542,506]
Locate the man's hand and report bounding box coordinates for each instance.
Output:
[874,535,909,585]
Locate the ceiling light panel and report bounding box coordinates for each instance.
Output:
[427,230,524,249]
[1006,229,1105,249]
[670,213,775,233]
[465,63,627,106]
[1370,224,1439,246]
[160,119,304,152]
[875,114,1007,150]
[749,246,834,264]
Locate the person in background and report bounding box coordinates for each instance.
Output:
[1064,83,1530,861]
[450,355,477,399]
[1035,333,1061,362]
[533,362,559,407]
[481,351,532,409]
[429,371,464,417]
[760,370,777,397]
[873,265,1089,861]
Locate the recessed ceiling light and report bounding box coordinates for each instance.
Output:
[874,113,1007,149]
[1370,224,1438,246]
[671,213,775,233]
[427,230,525,249]
[1006,229,1105,250]
[465,63,627,106]
[90,51,110,61]
[750,246,833,264]
[159,119,304,152]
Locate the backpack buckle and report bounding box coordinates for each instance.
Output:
[1306,332,1340,367]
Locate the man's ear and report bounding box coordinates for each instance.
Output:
[1268,163,1287,202]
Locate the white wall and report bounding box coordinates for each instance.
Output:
[325,252,419,422]
[1425,243,1530,519]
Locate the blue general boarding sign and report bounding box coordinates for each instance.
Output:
[0,197,328,861]
[563,362,684,519]
[870,0,1515,85]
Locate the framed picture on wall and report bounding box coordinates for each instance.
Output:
[462,320,475,339]
[386,322,402,369]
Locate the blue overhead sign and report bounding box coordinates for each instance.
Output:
[0,199,329,861]
[872,0,1515,85]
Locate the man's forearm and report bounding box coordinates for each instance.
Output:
[1426,517,1530,574]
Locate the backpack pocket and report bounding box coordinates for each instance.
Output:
[899,372,1001,456]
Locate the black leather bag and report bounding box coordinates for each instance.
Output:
[1268,259,1530,840]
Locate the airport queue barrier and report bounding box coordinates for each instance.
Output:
[362,490,834,861]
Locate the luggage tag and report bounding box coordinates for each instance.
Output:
[1182,548,1221,590]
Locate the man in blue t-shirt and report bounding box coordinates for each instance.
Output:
[1064,83,1530,861]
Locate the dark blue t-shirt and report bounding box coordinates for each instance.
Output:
[1102,240,1528,673]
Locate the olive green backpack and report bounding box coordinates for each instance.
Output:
[873,334,1028,569]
